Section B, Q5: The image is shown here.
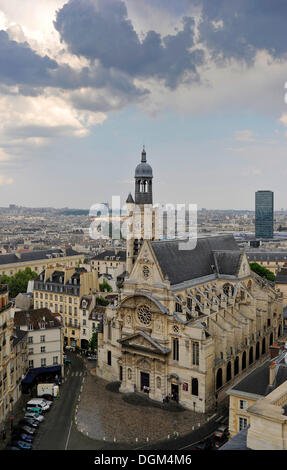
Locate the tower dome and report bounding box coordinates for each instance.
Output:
[135,147,153,178]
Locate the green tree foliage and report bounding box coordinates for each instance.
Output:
[89,330,98,352]
[96,295,109,306]
[0,267,38,298]
[249,262,275,282]
[99,280,112,292]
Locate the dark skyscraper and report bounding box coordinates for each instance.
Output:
[255,190,274,238]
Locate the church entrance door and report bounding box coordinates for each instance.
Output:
[171,383,179,402]
[140,372,150,392]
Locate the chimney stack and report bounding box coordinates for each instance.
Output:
[269,361,276,386]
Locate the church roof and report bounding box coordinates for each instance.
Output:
[126,193,134,203]
[151,235,241,286]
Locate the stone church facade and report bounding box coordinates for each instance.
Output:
[96,149,284,413]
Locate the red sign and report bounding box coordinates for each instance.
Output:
[10,416,14,420]
[182,382,188,391]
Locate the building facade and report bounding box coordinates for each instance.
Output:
[255,190,274,239]
[0,285,17,425]
[33,267,98,348]
[14,308,64,374]
[96,151,284,413]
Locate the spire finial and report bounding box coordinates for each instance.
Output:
[141,145,146,163]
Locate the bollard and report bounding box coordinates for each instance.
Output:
[114,437,116,442]
[146,437,149,442]
[192,426,194,430]
[198,423,200,427]
[135,438,138,442]
[167,434,170,439]
[103,436,106,441]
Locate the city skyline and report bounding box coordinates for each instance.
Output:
[0,1,287,209]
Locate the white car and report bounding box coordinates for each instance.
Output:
[25,412,44,422]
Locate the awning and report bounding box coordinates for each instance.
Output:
[21,365,61,385]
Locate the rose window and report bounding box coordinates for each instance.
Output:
[137,305,152,325]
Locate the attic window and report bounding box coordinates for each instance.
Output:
[28,324,33,331]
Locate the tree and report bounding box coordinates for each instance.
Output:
[249,262,275,282]
[0,267,38,298]
[89,330,98,352]
[99,280,112,292]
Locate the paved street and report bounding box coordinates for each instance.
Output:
[3,354,230,450]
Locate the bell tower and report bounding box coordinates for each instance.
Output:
[126,147,158,275]
[134,146,153,205]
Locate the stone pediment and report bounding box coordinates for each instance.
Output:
[118,331,170,355]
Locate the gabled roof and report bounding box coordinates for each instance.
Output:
[213,250,242,276]
[91,250,126,262]
[151,235,240,286]
[14,308,62,330]
[118,330,171,355]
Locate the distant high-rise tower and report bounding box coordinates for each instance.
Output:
[255,190,274,239]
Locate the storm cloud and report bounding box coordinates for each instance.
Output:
[54,0,204,88]
[199,0,287,64]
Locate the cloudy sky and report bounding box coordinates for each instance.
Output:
[1,0,287,210]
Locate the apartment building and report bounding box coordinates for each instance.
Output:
[14,308,63,376]
[33,267,98,348]
[0,285,16,425]
[0,247,84,277]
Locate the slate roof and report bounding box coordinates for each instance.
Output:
[247,251,287,262]
[12,328,27,347]
[0,248,81,266]
[275,268,287,284]
[14,308,62,329]
[151,235,240,286]
[213,250,242,275]
[91,250,126,262]
[229,357,287,397]
[219,426,250,450]
[126,193,134,203]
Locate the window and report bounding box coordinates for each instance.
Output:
[108,321,112,340]
[28,336,33,344]
[53,356,58,365]
[107,350,111,366]
[29,360,34,368]
[173,338,179,361]
[239,417,248,431]
[83,319,86,326]
[41,346,46,353]
[192,342,199,366]
[40,335,45,343]
[239,399,248,410]
[41,358,46,367]
[28,348,33,355]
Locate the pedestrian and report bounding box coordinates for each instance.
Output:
[134,384,136,392]
[2,427,6,441]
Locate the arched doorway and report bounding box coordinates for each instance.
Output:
[256,342,260,360]
[242,351,246,370]
[270,332,274,346]
[226,362,232,382]
[216,368,223,390]
[262,337,266,354]
[234,356,239,376]
[249,347,254,365]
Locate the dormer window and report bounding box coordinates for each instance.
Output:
[28,323,33,331]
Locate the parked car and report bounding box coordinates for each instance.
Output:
[12,432,33,443]
[26,398,50,412]
[25,412,44,422]
[213,425,229,449]
[18,425,36,436]
[10,440,32,450]
[194,438,214,450]
[87,354,97,360]
[26,406,43,415]
[19,418,39,428]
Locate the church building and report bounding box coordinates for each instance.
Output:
[96,149,284,413]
